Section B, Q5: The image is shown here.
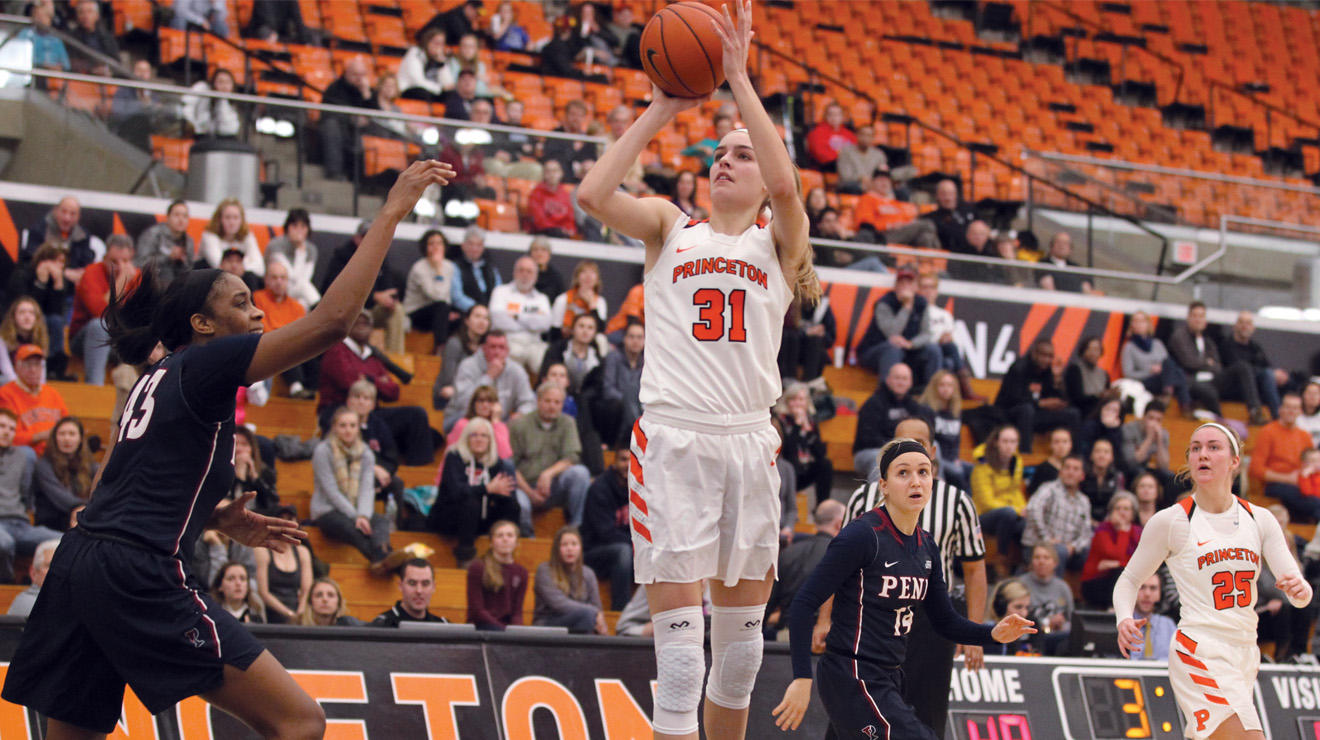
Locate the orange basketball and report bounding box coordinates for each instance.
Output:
[639,2,727,98]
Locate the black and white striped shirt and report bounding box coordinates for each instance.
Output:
[844,479,987,586]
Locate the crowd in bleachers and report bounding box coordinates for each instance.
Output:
[3,0,1320,661]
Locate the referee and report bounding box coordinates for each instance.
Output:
[815,416,988,738]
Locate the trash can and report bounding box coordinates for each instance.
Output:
[185,138,259,208]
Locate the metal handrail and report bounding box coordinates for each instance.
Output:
[0,12,130,78]
[1029,150,1320,196]
[1,65,608,144]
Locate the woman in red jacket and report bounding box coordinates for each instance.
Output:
[1081,490,1142,608]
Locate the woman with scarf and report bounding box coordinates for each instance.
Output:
[1121,310,1195,419]
[311,407,395,569]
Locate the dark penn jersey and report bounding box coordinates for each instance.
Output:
[788,506,994,679]
[79,334,261,560]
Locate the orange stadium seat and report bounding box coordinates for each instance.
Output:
[361,135,419,177]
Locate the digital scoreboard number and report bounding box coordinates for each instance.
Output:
[1053,667,1184,739]
[1299,718,1320,739]
[949,710,1035,740]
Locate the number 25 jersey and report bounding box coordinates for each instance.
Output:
[640,215,793,417]
[1164,496,1269,643]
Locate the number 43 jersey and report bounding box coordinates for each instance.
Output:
[640,215,793,418]
[80,334,261,561]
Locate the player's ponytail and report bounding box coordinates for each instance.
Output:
[104,267,226,366]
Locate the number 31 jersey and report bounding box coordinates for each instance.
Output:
[639,214,793,417]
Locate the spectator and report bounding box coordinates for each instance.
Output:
[311,407,394,569]
[804,102,856,171]
[446,385,513,458]
[253,258,314,399]
[601,105,646,196]
[0,407,55,583]
[682,114,734,170]
[171,0,229,37]
[371,559,448,625]
[551,260,606,335]
[343,380,405,504]
[852,363,932,480]
[778,296,835,387]
[604,283,643,344]
[856,268,940,385]
[1120,400,1173,491]
[423,0,481,46]
[112,59,172,146]
[433,304,490,405]
[805,187,830,226]
[600,322,643,444]
[509,383,590,529]
[210,562,264,624]
[667,170,700,217]
[18,2,69,71]
[1064,335,1111,419]
[482,99,544,181]
[489,256,552,376]
[67,0,119,68]
[466,520,528,629]
[971,425,1026,562]
[580,449,633,611]
[253,519,314,624]
[297,577,364,626]
[1022,455,1092,574]
[922,179,976,256]
[0,346,68,455]
[835,122,888,194]
[1168,301,1258,422]
[571,2,619,66]
[316,311,400,426]
[5,538,58,618]
[451,226,502,312]
[1081,492,1141,608]
[135,199,195,286]
[543,100,597,183]
[811,208,882,271]
[533,526,607,634]
[218,247,262,293]
[1126,572,1176,660]
[603,4,641,65]
[70,234,137,386]
[1299,381,1320,447]
[431,417,519,564]
[1218,310,1286,421]
[1133,471,1165,527]
[320,221,407,354]
[490,1,530,51]
[1081,437,1125,522]
[944,219,994,284]
[1022,545,1073,655]
[853,172,940,248]
[445,33,508,100]
[199,198,263,276]
[398,27,455,101]
[916,273,983,400]
[541,15,585,78]
[403,229,456,350]
[527,160,578,238]
[918,370,971,491]
[32,416,94,531]
[529,237,566,303]
[985,580,1034,655]
[1122,310,1195,418]
[245,0,310,42]
[20,196,103,275]
[1252,393,1315,520]
[984,233,1033,287]
[1078,396,1124,461]
[764,500,845,639]
[0,298,50,387]
[183,68,243,138]
[230,426,279,513]
[444,329,535,433]
[320,57,378,181]
[994,339,1080,453]
[776,382,834,502]
[1028,427,1073,495]
[1036,233,1094,293]
[264,209,320,309]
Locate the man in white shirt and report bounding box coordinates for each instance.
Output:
[917,273,984,401]
[489,256,552,376]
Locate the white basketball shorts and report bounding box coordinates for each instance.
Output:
[1168,628,1262,739]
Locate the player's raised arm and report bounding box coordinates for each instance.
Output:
[245,161,454,384]
[576,89,694,253]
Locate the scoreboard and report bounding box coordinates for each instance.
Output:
[946,656,1320,740]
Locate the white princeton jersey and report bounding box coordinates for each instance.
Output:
[639,215,793,417]
[1164,496,1267,644]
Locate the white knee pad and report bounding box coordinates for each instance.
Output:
[651,606,705,736]
[705,605,766,710]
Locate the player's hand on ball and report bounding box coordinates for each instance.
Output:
[771,677,811,731]
[1116,617,1147,658]
[711,0,753,85]
[648,84,708,117]
[1277,573,1313,605]
[383,160,457,218]
[990,614,1037,644]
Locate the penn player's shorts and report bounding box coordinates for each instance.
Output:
[816,652,938,740]
[1,527,265,733]
[628,407,781,586]
[1168,628,1262,739]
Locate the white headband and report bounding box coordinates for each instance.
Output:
[1195,422,1241,457]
